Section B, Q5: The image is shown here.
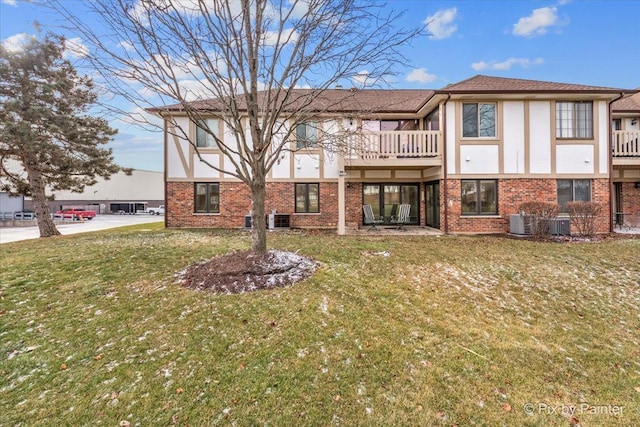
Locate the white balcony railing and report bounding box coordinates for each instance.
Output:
[613,130,640,157]
[345,130,441,161]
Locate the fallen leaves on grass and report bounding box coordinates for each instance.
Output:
[176,250,317,294]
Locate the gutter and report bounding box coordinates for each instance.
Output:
[442,93,452,234]
[608,92,625,233]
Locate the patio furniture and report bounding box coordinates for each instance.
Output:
[363,204,384,231]
[390,204,411,230]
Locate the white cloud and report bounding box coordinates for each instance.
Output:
[2,33,36,52]
[471,57,544,71]
[1,0,17,6]
[264,28,299,46]
[62,37,89,59]
[352,70,370,87]
[118,41,135,52]
[512,7,565,37]
[424,8,457,40]
[406,68,437,84]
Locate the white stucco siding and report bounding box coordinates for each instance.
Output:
[193,154,220,178]
[502,101,525,174]
[529,101,551,174]
[598,101,609,174]
[556,145,595,174]
[460,145,499,174]
[294,154,320,179]
[323,120,339,179]
[223,123,243,179]
[446,102,456,174]
[166,135,188,178]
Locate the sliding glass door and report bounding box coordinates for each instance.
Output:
[363,183,420,225]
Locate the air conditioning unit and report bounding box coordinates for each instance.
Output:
[546,218,571,236]
[509,214,532,235]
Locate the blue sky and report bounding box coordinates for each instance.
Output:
[2,0,639,172]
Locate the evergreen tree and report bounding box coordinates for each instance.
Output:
[0,34,119,237]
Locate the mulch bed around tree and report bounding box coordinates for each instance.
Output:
[176,250,318,294]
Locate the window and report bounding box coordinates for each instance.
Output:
[194,183,219,213]
[196,119,218,148]
[461,180,497,215]
[557,179,590,212]
[556,102,593,139]
[424,109,439,131]
[295,183,319,213]
[295,122,318,149]
[613,119,622,131]
[462,103,495,137]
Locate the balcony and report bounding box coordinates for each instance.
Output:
[344,130,442,168]
[613,130,640,165]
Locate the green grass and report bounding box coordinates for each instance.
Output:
[1,225,639,426]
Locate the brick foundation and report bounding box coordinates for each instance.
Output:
[166,181,339,228]
[167,178,612,234]
[443,178,610,234]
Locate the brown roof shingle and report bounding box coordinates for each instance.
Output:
[438,74,630,94]
[612,90,640,113]
[151,88,434,114]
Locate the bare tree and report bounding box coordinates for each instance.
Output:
[50,0,422,252]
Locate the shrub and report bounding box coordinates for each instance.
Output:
[567,201,603,237]
[517,202,559,237]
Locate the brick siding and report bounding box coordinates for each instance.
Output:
[620,182,640,227]
[168,178,612,234]
[443,178,610,234]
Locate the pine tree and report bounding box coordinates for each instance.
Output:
[0,34,119,237]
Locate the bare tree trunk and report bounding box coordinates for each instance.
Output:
[250,176,267,254]
[25,160,60,237]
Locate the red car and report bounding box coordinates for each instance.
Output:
[56,208,96,220]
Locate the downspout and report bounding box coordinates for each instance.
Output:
[608,93,625,233]
[442,93,452,234]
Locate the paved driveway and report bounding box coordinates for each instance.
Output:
[0,214,164,244]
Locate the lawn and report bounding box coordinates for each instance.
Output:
[1,224,639,426]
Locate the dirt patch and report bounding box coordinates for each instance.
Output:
[177,250,318,294]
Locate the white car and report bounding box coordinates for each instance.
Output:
[148,205,165,215]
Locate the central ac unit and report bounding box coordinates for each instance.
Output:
[509,214,532,235]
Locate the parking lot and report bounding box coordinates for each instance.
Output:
[0,214,164,244]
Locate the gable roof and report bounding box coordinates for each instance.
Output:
[437,75,630,94]
[612,90,640,113]
[150,88,434,114]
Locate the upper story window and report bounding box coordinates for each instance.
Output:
[295,122,319,149]
[196,119,219,148]
[424,109,439,131]
[556,101,593,139]
[462,103,496,138]
[612,119,622,131]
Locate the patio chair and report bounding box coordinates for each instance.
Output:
[362,204,384,231]
[390,204,411,230]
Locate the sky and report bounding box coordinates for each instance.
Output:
[1,0,639,173]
